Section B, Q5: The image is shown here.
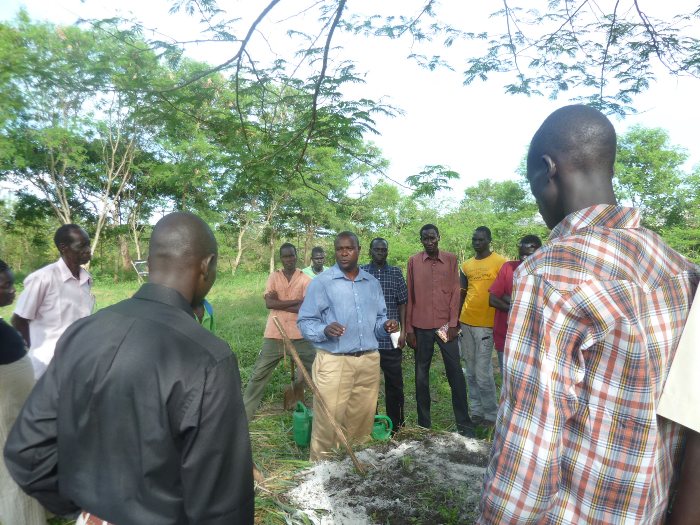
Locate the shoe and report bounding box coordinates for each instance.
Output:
[471,415,484,426]
[457,426,476,438]
[482,419,496,429]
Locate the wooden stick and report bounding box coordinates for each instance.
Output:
[272,316,366,474]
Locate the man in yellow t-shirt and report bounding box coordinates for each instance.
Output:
[459,226,505,426]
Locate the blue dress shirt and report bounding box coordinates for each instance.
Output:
[297,264,388,354]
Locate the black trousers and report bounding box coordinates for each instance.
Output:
[414,328,472,431]
[378,347,404,432]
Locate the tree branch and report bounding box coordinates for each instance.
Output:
[502,0,523,80]
[158,0,282,93]
[600,0,621,100]
[291,0,347,202]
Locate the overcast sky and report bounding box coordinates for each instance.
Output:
[2,0,698,199]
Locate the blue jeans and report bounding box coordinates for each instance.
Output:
[459,324,498,422]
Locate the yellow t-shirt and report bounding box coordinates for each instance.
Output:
[459,252,506,327]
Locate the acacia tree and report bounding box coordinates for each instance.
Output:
[614,126,689,230]
[0,15,169,262]
[160,1,700,116]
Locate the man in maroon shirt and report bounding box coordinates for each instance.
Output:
[406,224,474,436]
[488,234,542,374]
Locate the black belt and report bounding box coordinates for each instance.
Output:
[339,350,377,357]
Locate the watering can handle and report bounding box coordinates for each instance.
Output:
[374,414,393,431]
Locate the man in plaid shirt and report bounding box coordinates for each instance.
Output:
[361,238,408,432]
[479,105,700,524]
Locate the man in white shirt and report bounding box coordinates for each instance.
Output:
[658,289,700,525]
[12,224,94,378]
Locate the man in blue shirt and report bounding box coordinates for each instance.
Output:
[360,238,408,433]
[298,231,399,461]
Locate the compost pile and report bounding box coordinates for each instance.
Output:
[287,433,491,524]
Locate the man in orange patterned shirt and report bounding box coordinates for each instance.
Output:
[479,105,699,524]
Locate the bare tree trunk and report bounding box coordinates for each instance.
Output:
[304,222,315,265]
[119,234,132,270]
[268,230,275,274]
[231,225,247,277]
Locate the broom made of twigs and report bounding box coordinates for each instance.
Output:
[272,316,366,474]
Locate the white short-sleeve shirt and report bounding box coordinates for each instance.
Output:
[13,258,94,378]
[658,288,700,433]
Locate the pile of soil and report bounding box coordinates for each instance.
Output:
[287,433,491,524]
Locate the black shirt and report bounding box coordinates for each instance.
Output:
[3,283,254,524]
[0,318,26,365]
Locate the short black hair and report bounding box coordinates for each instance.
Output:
[519,234,542,248]
[420,224,439,237]
[54,224,84,249]
[474,226,492,241]
[311,246,325,256]
[0,259,8,273]
[370,237,388,249]
[279,242,297,255]
[528,104,616,177]
[335,231,359,248]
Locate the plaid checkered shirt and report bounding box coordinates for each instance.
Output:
[360,262,408,350]
[479,205,700,524]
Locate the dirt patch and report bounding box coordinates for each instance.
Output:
[287,433,491,524]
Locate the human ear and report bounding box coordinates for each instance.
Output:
[201,253,216,280]
[542,154,557,180]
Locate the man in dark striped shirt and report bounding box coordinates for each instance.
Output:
[361,238,408,433]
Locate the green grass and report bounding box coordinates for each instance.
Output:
[2,272,499,524]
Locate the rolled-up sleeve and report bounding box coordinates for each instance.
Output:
[297,279,330,343]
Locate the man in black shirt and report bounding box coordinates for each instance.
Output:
[4,212,254,525]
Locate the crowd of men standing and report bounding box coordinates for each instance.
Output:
[1,104,699,524]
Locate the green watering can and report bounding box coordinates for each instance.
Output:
[292,402,313,447]
[371,414,393,441]
[293,404,392,446]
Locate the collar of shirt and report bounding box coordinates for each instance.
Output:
[56,257,92,286]
[278,268,304,282]
[549,204,640,242]
[328,264,372,282]
[420,251,446,264]
[133,283,196,318]
[362,262,394,273]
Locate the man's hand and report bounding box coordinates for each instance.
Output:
[323,322,346,338]
[384,320,399,334]
[447,326,460,341]
[398,331,406,349]
[406,332,416,349]
[264,290,278,300]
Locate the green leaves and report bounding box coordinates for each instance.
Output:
[614,126,690,230]
[406,165,459,198]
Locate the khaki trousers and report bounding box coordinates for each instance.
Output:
[0,356,47,525]
[310,350,380,462]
